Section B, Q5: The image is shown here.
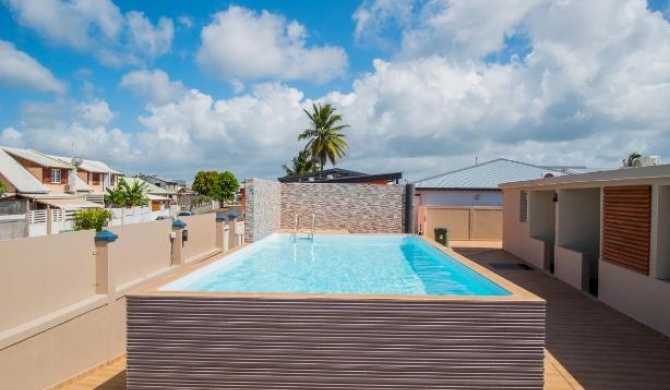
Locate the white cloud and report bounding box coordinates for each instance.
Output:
[196,6,348,83]
[134,83,308,176]
[0,40,66,94]
[119,69,186,104]
[74,99,115,126]
[6,99,135,166]
[4,0,123,49]
[3,0,174,65]
[126,11,174,59]
[177,15,193,29]
[5,0,670,181]
[1,127,24,147]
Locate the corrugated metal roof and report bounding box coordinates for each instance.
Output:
[0,148,49,193]
[414,158,564,189]
[1,146,72,168]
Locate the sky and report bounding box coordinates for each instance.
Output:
[1,0,670,183]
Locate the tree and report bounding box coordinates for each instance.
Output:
[104,178,149,207]
[218,171,240,204]
[622,152,642,167]
[192,170,240,204]
[298,103,349,174]
[0,181,6,197]
[192,171,221,198]
[282,149,319,176]
[72,208,113,232]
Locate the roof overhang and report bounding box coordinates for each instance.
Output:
[25,195,104,209]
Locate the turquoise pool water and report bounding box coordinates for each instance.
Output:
[161,234,510,296]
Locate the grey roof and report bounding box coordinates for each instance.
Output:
[123,177,177,196]
[414,158,565,190]
[0,148,49,193]
[1,146,72,168]
[49,155,123,175]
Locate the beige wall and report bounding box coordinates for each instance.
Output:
[424,206,502,241]
[502,189,546,268]
[0,215,225,390]
[556,189,601,256]
[0,231,96,331]
[599,260,670,336]
[109,220,172,288]
[181,213,217,263]
[529,191,555,242]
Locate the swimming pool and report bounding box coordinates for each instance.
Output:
[128,234,545,389]
[161,234,510,296]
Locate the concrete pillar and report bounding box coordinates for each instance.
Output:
[94,229,119,295]
[46,207,53,235]
[215,213,226,251]
[404,184,415,234]
[171,219,187,266]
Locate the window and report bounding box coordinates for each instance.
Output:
[92,173,101,185]
[50,169,61,184]
[520,191,528,222]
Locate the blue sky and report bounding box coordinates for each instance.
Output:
[1,0,670,182]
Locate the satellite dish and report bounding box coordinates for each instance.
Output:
[71,156,83,167]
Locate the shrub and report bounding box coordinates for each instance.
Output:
[73,208,113,232]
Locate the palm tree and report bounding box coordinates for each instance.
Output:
[622,151,642,167]
[282,150,319,176]
[298,103,349,175]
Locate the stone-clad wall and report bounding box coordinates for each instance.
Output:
[244,178,281,242]
[280,183,405,233]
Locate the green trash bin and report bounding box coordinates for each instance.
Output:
[434,227,449,246]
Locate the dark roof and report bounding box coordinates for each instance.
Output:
[278,168,402,183]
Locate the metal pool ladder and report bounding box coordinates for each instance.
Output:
[309,213,315,242]
[292,214,299,243]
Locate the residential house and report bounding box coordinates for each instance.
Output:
[139,174,181,193]
[413,158,593,241]
[278,168,402,184]
[49,155,123,204]
[500,162,670,337]
[122,177,175,212]
[0,146,113,238]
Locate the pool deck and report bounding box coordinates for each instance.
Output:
[53,243,670,390]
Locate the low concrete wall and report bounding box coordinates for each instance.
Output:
[181,213,217,263]
[127,295,545,389]
[0,231,96,332]
[423,206,502,241]
[281,183,405,233]
[599,261,670,336]
[554,246,587,291]
[110,220,172,289]
[0,217,227,390]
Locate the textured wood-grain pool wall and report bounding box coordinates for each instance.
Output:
[127,295,545,389]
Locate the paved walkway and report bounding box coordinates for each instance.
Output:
[54,247,670,390]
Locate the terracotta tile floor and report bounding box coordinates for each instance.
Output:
[55,246,670,390]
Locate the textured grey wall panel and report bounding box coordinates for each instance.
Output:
[127,296,545,389]
[280,183,405,233]
[244,178,281,242]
